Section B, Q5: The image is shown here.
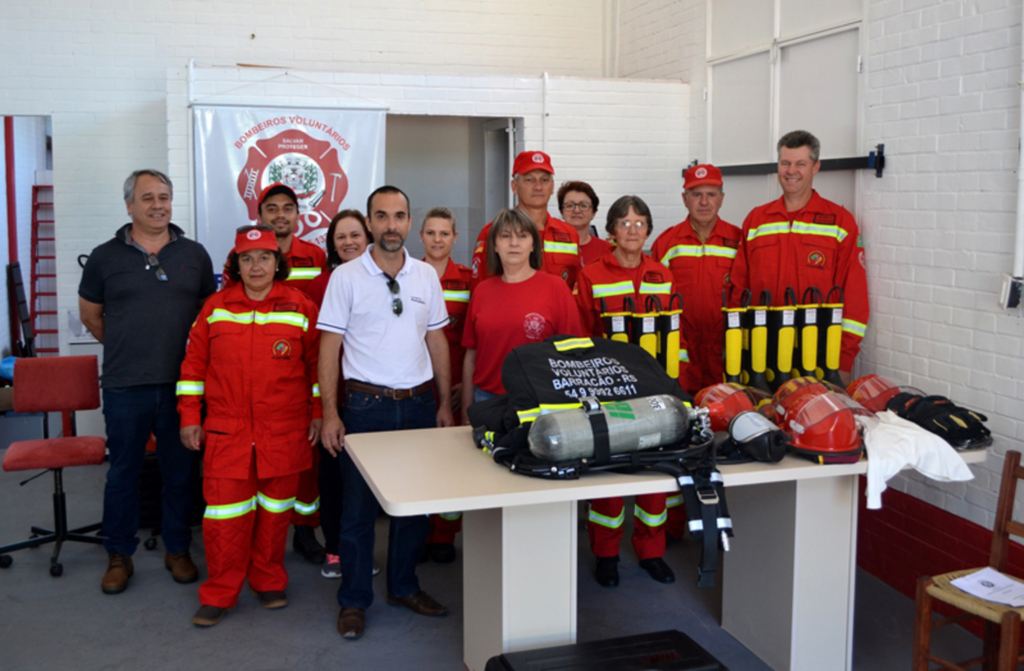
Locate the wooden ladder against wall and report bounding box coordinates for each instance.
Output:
[30,185,58,355]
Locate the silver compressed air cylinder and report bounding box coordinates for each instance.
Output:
[528,394,695,461]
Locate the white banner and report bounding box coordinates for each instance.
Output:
[193,105,386,270]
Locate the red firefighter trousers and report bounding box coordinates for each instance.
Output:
[588,493,668,560]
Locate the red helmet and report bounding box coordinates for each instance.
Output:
[846,374,924,413]
[695,383,771,432]
[772,377,835,430]
[785,393,877,463]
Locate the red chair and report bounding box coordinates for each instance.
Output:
[0,355,107,576]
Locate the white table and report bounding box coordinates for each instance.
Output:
[344,426,986,671]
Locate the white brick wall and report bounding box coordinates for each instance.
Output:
[0,0,606,352]
[861,0,1024,528]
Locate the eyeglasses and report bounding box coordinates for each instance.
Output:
[562,202,593,212]
[145,253,168,281]
[385,274,402,316]
[614,220,647,231]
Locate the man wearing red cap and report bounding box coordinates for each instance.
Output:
[178,224,322,626]
[224,183,329,563]
[470,151,581,289]
[651,163,741,395]
[729,130,869,384]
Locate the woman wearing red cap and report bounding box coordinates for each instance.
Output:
[177,224,322,627]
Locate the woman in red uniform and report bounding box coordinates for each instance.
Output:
[461,209,583,419]
[558,180,610,267]
[304,210,372,580]
[178,225,322,627]
[419,207,472,563]
[575,195,680,588]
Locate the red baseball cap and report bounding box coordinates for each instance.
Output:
[513,151,555,177]
[258,182,298,208]
[234,226,278,254]
[684,164,723,190]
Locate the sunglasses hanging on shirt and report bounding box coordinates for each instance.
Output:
[384,273,402,316]
[145,253,168,282]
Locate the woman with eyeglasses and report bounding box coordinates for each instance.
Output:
[558,181,610,267]
[303,210,373,581]
[460,208,583,423]
[574,195,685,590]
[177,224,322,627]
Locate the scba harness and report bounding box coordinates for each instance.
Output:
[468,336,733,587]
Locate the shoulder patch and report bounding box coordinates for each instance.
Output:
[857,235,864,248]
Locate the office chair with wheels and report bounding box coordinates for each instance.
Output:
[913,449,1024,671]
[0,355,106,576]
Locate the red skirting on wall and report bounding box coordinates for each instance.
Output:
[856,475,1024,637]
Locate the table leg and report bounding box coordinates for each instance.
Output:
[721,475,858,671]
[462,501,578,671]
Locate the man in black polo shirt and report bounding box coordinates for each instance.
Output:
[79,169,216,594]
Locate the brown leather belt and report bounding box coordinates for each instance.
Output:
[346,379,433,400]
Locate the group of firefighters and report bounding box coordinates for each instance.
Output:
[177,127,869,624]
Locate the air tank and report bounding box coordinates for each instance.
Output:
[528,394,695,461]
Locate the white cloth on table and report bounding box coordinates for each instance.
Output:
[862,410,974,509]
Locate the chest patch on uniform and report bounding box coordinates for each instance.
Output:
[272,339,292,359]
[813,213,836,225]
[291,257,314,268]
[274,302,299,312]
[807,251,827,268]
[643,271,666,283]
[445,280,469,290]
[551,231,572,243]
[723,238,739,249]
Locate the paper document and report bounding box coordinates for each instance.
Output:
[950,567,1024,607]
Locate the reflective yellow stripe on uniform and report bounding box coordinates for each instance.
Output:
[747,221,847,243]
[259,492,298,514]
[204,496,257,520]
[287,267,322,281]
[678,349,690,363]
[438,512,462,521]
[176,381,204,396]
[553,337,594,352]
[543,241,578,255]
[634,504,667,527]
[666,494,683,508]
[592,281,634,298]
[660,244,738,265]
[443,290,471,303]
[207,309,309,332]
[312,384,321,398]
[746,222,791,241]
[588,507,625,529]
[841,318,867,337]
[639,282,671,295]
[291,496,318,515]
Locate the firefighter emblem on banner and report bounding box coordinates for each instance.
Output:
[237,131,348,246]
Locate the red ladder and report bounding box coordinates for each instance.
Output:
[30,184,58,354]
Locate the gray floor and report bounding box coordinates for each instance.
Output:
[0,457,984,670]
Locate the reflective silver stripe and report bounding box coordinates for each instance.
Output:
[543,241,578,255]
[287,267,322,280]
[588,507,625,529]
[592,281,634,298]
[176,381,204,396]
[688,518,734,532]
[443,290,471,303]
[292,497,320,515]
[204,497,257,520]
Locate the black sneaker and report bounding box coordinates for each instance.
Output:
[595,555,619,587]
[639,557,676,584]
[292,525,326,564]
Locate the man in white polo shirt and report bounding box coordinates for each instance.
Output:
[318,185,454,640]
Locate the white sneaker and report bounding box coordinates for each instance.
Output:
[321,554,342,579]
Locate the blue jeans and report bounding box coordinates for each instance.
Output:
[474,388,497,403]
[337,387,436,610]
[101,384,196,556]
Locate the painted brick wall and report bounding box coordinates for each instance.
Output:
[860,0,1023,529]
[0,0,605,352]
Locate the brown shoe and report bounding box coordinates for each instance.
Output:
[165,552,199,584]
[192,604,231,627]
[337,607,366,639]
[101,553,134,595]
[386,590,448,617]
[252,589,288,609]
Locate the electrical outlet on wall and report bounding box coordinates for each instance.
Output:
[999,274,1022,310]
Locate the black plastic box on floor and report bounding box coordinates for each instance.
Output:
[484,630,728,671]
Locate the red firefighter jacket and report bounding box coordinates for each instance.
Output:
[177,282,322,479]
[574,250,689,381]
[434,258,473,384]
[650,217,741,393]
[728,190,869,372]
[471,214,581,290]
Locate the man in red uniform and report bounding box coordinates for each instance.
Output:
[729,130,869,383]
[650,164,740,396]
[471,151,581,289]
[420,207,472,563]
[223,183,329,564]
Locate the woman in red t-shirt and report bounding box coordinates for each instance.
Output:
[460,208,582,423]
[303,210,371,581]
